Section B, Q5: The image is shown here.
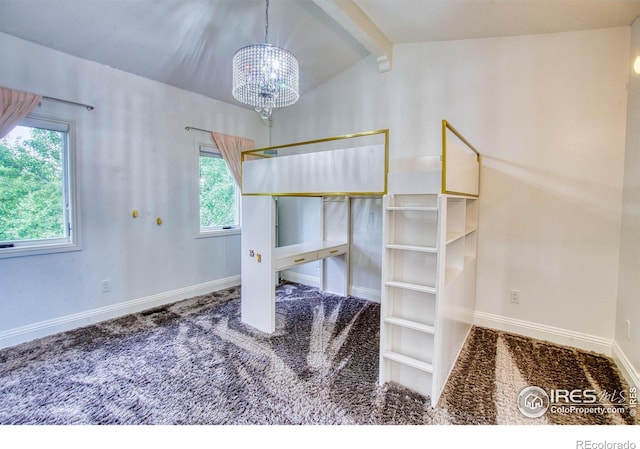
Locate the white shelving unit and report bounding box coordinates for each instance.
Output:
[379,192,478,406]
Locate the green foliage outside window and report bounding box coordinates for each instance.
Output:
[0,127,65,241]
[199,153,237,229]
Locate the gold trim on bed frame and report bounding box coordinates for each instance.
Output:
[241,129,390,197]
[441,120,480,198]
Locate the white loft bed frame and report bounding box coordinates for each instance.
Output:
[240,122,481,406]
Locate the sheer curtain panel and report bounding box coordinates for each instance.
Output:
[0,87,42,139]
[212,132,255,187]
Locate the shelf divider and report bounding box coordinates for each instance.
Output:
[384,316,436,334]
[386,206,438,212]
[383,351,434,373]
[385,280,437,294]
[385,243,437,253]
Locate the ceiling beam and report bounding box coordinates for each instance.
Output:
[313,0,393,72]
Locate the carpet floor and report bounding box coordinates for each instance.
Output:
[0,282,636,425]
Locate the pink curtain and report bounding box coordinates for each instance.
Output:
[212,132,255,187]
[0,87,42,139]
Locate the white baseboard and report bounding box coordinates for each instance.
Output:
[474,311,613,355]
[0,275,240,350]
[612,341,640,388]
[278,273,380,303]
[349,285,381,303]
[279,271,320,288]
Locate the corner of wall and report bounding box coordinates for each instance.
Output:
[612,341,640,388]
[613,14,640,390]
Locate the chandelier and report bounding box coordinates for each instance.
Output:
[232,0,299,120]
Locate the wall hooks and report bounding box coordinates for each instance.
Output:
[131,209,162,226]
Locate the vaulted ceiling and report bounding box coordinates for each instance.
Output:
[0,0,638,109]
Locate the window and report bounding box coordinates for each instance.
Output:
[0,116,78,257]
[199,145,240,234]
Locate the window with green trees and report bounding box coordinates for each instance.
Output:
[199,145,239,232]
[0,116,76,254]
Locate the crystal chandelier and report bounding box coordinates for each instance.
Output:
[232,0,299,120]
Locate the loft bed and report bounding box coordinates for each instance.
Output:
[240,122,481,407]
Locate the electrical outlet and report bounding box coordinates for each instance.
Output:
[627,320,632,340]
[101,279,112,293]
[510,289,520,304]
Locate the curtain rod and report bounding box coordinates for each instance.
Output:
[42,96,94,111]
[185,126,214,134]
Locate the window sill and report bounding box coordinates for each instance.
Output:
[0,241,81,259]
[196,228,242,239]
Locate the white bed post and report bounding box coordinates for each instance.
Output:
[241,195,276,333]
[322,196,349,296]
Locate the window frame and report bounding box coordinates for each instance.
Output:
[0,114,80,259]
[196,142,241,238]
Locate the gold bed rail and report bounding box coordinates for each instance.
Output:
[441,120,481,197]
[241,129,389,197]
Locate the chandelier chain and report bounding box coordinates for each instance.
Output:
[264,0,269,43]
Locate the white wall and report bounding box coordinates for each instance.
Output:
[616,18,640,385]
[0,32,268,347]
[277,197,322,247]
[272,27,630,350]
[277,196,322,284]
[349,197,382,302]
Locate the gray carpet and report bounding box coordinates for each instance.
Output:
[0,283,635,425]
